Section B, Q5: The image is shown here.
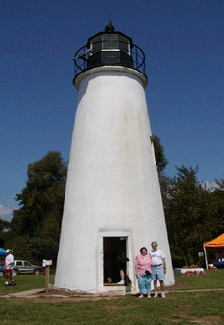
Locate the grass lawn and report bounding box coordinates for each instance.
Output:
[0,270,223,325]
[171,268,224,290]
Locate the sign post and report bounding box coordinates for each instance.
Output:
[42,260,52,293]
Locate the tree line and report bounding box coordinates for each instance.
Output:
[1,137,224,267]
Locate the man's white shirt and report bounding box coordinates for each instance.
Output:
[5,253,14,270]
[150,249,165,266]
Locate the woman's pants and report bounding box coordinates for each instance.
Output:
[137,275,152,294]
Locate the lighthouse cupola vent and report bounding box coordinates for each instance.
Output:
[105,21,115,32]
[73,25,146,83]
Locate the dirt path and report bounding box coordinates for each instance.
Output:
[1,287,224,301]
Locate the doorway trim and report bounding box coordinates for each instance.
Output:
[96,229,133,292]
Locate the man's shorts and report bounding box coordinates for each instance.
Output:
[5,269,12,277]
[151,264,165,281]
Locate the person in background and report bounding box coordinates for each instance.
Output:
[135,247,152,298]
[150,241,166,298]
[216,251,222,261]
[4,249,15,286]
[117,247,126,285]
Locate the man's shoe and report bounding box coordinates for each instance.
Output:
[11,280,15,286]
[117,280,125,285]
[154,292,158,298]
[148,294,151,298]
[4,282,8,286]
[161,292,165,298]
[138,294,144,298]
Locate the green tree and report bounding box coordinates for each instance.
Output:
[151,134,168,174]
[151,134,170,205]
[209,179,224,236]
[0,219,10,248]
[8,151,67,264]
[165,166,224,267]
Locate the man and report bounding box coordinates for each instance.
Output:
[117,246,127,285]
[4,249,15,286]
[150,241,166,298]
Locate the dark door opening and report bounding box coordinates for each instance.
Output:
[103,237,127,284]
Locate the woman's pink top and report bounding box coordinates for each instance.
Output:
[135,254,152,276]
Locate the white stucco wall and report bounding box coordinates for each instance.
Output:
[55,66,174,292]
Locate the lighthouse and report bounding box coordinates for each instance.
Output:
[55,22,174,293]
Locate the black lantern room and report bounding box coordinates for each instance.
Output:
[73,22,146,84]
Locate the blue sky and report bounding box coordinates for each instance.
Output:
[1,0,223,220]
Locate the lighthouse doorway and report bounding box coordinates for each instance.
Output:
[103,237,127,285]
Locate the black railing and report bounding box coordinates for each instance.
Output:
[73,45,90,75]
[73,41,146,79]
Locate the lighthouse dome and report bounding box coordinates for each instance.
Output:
[105,22,115,32]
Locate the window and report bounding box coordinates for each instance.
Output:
[102,34,119,50]
[90,35,102,55]
[24,261,31,267]
[118,35,130,54]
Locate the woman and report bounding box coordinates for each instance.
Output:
[135,247,152,298]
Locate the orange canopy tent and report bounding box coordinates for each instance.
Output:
[204,233,224,269]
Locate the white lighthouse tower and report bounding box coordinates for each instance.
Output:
[55,22,174,293]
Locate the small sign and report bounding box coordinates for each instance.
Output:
[42,259,52,267]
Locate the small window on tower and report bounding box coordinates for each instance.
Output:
[90,35,102,55]
[102,34,119,50]
[118,35,130,54]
